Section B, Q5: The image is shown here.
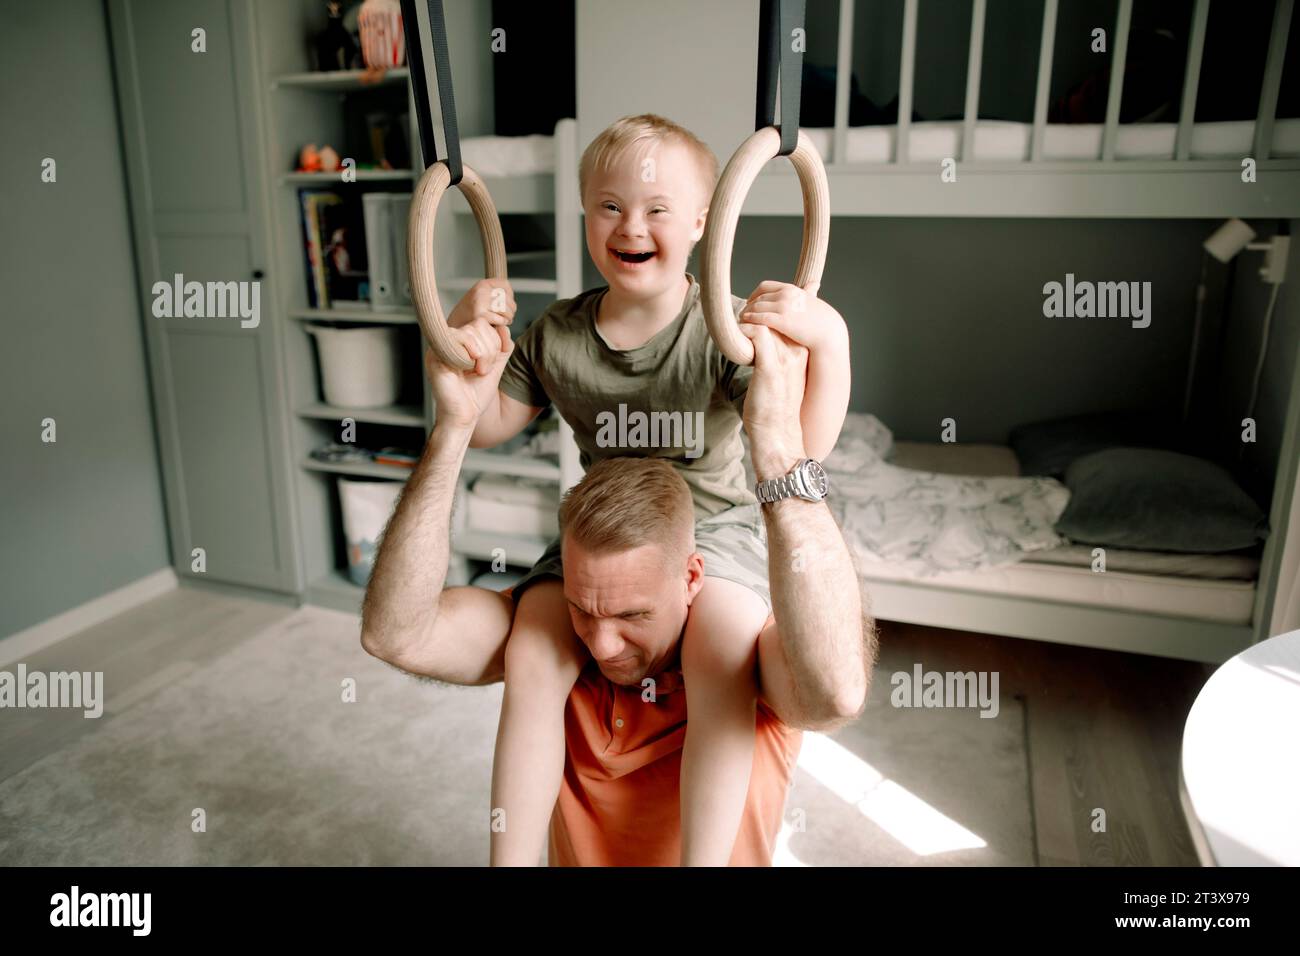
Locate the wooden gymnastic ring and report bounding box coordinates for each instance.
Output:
[408,162,508,372]
[699,127,830,366]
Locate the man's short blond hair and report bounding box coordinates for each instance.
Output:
[559,457,695,572]
[579,114,719,210]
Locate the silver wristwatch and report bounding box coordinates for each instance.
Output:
[755,458,830,505]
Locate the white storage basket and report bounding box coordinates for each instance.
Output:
[338,478,403,586]
[307,324,402,408]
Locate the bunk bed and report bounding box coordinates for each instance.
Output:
[448,1,1300,662]
[739,411,1275,664]
[746,0,1300,220]
[780,0,1300,662]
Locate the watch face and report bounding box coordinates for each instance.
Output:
[803,459,828,498]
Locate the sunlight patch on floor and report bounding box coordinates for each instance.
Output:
[774,731,987,865]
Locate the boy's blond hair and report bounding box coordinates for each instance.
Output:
[579,114,718,210]
[559,457,695,572]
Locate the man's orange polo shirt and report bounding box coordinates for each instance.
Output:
[538,612,804,867]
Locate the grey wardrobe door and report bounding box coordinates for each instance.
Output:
[108,0,299,593]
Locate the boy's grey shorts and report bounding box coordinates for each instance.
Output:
[509,503,772,611]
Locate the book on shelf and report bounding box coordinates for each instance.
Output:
[320,197,368,304]
[298,190,369,309]
[373,447,419,468]
[298,190,337,308]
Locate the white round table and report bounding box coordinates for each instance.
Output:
[1180,627,1300,866]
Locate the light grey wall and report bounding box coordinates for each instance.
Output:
[416,0,494,140]
[578,0,754,169]
[1219,220,1300,506]
[725,216,1205,436]
[0,0,170,637]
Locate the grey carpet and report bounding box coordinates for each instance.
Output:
[0,606,1032,865]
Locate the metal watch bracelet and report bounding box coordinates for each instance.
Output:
[756,458,816,504]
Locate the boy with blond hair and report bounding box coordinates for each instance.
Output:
[444,113,850,865]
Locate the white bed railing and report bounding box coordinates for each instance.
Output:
[1175,0,1210,161]
[1028,0,1057,163]
[961,0,985,163]
[822,0,1295,167]
[1256,0,1295,160]
[895,0,918,163]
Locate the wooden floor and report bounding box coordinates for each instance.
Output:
[3,585,1213,866]
[879,619,1212,866]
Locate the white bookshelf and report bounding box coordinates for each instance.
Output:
[440,276,558,294]
[297,402,426,427]
[255,1,580,613]
[270,67,410,90]
[290,307,418,324]
[464,449,562,482]
[280,169,414,185]
[301,457,413,481]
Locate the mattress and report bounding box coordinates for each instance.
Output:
[1021,543,1260,580]
[803,117,1300,164]
[854,551,1256,624]
[459,134,556,177]
[885,438,1261,599]
[459,118,1299,180]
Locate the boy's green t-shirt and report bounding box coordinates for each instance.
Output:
[497,273,755,520]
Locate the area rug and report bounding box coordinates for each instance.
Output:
[0,606,1033,865]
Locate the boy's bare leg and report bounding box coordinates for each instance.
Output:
[679,576,769,866]
[490,579,587,866]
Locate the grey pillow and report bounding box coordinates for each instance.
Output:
[1055,448,1269,553]
[1008,409,1185,478]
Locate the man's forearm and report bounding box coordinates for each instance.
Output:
[756,447,871,720]
[361,422,474,657]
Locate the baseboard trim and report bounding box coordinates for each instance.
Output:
[0,568,179,667]
[176,576,301,608]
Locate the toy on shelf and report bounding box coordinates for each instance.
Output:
[315,1,359,71]
[296,144,343,173]
[358,0,405,69]
[298,144,322,172]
